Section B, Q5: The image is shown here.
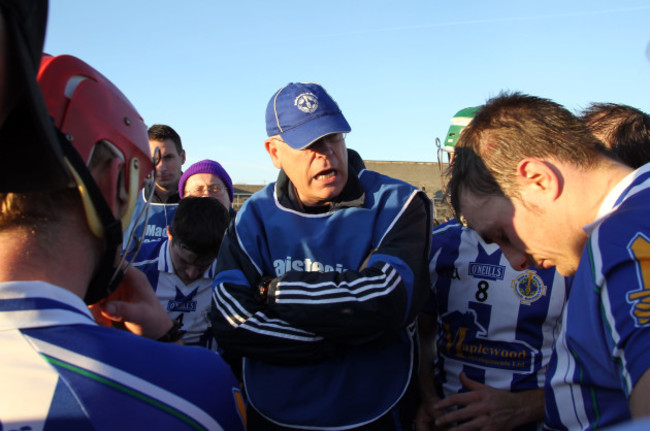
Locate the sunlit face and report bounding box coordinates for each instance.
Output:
[183,173,231,208]
[169,238,216,285]
[459,188,584,276]
[267,133,348,207]
[149,138,185,191]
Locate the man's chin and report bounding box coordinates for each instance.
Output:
[156,180,176,190]
[316,187,344,204]
[555,264,577,277]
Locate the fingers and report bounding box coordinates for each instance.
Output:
[88,303,114,326]
[432,382,492,430]
[434,406,485,430]
[414,403,438,431]
[433,379,519,431]
[92,267,172,339]
[98,269,148,323]
[99,300,131,322]
[459,372,488,390]
[116,267,152,300]
[434,390,477,411]
[435,374,487,412]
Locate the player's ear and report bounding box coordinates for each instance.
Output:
[265,137,283,169]
[517,158,562,202]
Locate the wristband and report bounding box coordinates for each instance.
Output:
[157,320,184,343]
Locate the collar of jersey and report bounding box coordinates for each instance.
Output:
[0,281,96,330]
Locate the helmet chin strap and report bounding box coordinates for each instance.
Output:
[58,130,125,305]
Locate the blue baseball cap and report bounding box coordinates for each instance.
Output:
[265,82,351,150]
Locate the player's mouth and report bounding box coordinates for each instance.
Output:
[314,169,337,182]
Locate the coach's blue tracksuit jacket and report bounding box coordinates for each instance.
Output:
[212,163,432,429]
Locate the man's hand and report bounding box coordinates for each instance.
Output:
[432,372,543,431]
[416,312,444,430]
[89,267,174,340]
[630,368,650,419]
[415,394,444,431]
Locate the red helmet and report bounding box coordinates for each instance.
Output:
[37,54,153,235]
[37,53,153,304]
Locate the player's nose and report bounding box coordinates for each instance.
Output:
[184,267,201,282]
[501,247,531,271]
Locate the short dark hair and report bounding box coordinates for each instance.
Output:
[581,103,650,169]
[448,92,608,216]
[169,196,229,257]
[0,188,79,231]
[148,124,183,154]
[1,140,120,231]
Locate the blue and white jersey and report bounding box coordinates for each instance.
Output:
[123,189,178,247]
[133,239,219,350]
[545,164,650,430]
[0,281,246,431]
[429,220,567,429]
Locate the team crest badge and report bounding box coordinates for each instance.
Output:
[511,270,546,305]
[294,92,318,113]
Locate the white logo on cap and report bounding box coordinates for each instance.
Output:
[294,92,318,114]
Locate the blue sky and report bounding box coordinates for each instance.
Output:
[44,1,650,184]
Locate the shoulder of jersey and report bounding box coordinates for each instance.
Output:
[433,218,463,236]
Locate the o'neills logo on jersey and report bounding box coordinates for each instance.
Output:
[167,299,196,312]
[167,287,198,312]
[273,256,345,277]
[468,262,506,281]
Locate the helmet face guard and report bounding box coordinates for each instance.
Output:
[38,54,152,229]
[37,54,153,304]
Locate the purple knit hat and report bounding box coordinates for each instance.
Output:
[178,159,234,202]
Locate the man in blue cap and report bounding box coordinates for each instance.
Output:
[211,82,433,430]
